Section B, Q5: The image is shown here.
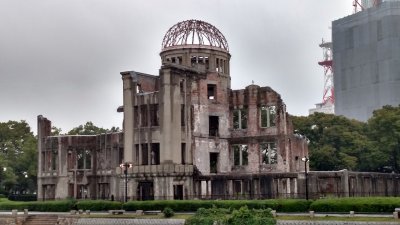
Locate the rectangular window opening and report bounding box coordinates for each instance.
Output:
[234,180,242,195]
[233,144,248,166]
[151,143,160,165]
[207,84,216,100]
[150,104,159,126]
[140,105,148,127]
[141,144,148,165]
[209,116,219,137]
[260,105,276,128]
[233,108,247,129]
[261,142,277,164]
[181,143,186,165]
[210,153,219,173]
[181,105,185,126]
[135,144,140,165]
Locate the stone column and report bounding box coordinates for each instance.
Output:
[37,115,51,200]
[159,68,182,164]
[121,71,137,164]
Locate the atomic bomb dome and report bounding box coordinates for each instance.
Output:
[161,19,229,52]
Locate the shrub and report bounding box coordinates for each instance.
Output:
[310,197,400,213]
[76,200,122,211]
[0,199,74,212]
[185,206,276,225]
[226,206,276,225]
[163,207,175,218]
[8,194,37,201]
[123,199,310,212]
[185,207,230,225]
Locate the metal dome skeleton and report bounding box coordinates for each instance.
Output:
[161,20,229,52]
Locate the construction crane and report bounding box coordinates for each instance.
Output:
[353,0,382,13]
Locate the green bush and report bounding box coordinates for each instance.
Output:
[185,206,276,225]
[123,200,215,212]
[310,197,400,213]
[185,207,230,225]
[163,207,175,218]
[76,200,122,211]
[226,206,276,225]
[123,199,310,212]
[8,194,37,201]
[0,199,74,212]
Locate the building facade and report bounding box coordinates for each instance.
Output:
[37,20,309,201]
[333,1,400,121]
[38,19,400,201]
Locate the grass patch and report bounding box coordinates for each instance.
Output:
[277,215,397,222]
[80,213,192,220]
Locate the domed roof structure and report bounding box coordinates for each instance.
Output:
[161,19,229,52]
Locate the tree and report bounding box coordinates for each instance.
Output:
[68,121,107,135]
[51,126,62,136]
[0,120,37,194]
[292,113,370,171]
[366,105,400,172]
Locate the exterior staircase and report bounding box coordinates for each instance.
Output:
[24,215,59,225]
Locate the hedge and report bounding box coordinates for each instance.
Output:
[0,199,74,212]
[0,197,398,213]
[76,200,122,211]
[310,197,400,213]
[123,199,311,212]
[8,194,37,201]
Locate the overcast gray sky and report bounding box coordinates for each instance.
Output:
[0,0,352,133]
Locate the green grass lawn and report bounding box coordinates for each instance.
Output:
[81,213,398,223]
[81,213,192,219]
[278,215,399,222]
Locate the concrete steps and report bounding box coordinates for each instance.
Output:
[24,215,58,225]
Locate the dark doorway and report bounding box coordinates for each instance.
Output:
[174,185,183,200]
[210,153,219,173]
[137,181,154,201]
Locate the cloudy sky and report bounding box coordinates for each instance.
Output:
[0,0,352,133]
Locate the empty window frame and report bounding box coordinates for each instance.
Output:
[150,104,159,126]
[181,143,186,165]
[51,145,58,171]
[150,143,160,165]
[233,180,242,195]
[181,105,185,126]
[233,108,248,129]
[140,105,148,127]
[210,153,219,173]
[44,139,58,172]
[77,149,92,169]
[135,144,140,165]
[232,144,248,166]
[261,142,277,164]
[260,105,276,128]
[209,116,219,137]
[216,58,225,73]
[207,84,217,100]
[141,144,148,165]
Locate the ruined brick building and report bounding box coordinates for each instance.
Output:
[39,20,400,201]
[37,20,308,200]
